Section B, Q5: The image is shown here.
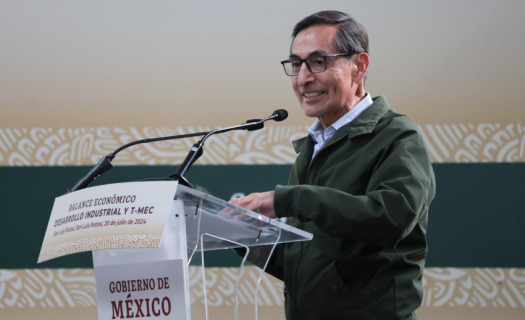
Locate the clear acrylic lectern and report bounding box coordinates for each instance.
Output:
[92,183,312,320]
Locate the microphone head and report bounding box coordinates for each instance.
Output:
[272,109,288,121]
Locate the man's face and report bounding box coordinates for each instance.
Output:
[291,25,358,128]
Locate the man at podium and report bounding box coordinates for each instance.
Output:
[231,10,436,320]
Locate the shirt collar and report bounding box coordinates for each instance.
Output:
[308,93,373,143]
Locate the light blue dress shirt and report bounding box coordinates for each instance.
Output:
[308,93,373,159]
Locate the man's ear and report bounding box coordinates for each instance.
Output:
[354,53,370,83]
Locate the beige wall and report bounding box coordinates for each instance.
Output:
[2,0,525,166]
[1,0,524,129]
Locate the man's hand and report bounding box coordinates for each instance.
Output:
[229,191,276,219]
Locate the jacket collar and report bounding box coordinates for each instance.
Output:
[292,95,390,154]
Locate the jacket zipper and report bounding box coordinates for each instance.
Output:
[291,133,347,319]
[305,134,347,181]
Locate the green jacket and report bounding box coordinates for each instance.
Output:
[268,96,436,320]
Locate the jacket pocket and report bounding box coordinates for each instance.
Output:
[325,261,363,310]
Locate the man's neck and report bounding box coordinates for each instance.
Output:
[319,90,367,129]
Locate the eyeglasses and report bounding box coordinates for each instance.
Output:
[280,52,358,76]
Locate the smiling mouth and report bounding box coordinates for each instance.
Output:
[303,92,324,98]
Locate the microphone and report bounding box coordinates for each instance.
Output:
[67,109,288,192]
[271,109,288,122]
[67,130,211,193]
[169,109,288,185]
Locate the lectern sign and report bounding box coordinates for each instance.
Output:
[38,181,178,263]
[95,259,187,320]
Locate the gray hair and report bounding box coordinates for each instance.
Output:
[292,10,369,55]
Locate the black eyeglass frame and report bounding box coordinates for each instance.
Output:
[280,52,359,76]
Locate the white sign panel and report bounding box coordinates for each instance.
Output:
[95,259,188,320]
[38,181,178,263]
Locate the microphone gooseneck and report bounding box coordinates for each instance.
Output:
[67,131,210,193]
[169,109,288,185]
[67,109,288,192]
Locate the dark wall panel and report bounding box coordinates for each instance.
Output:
[0,164,523,269]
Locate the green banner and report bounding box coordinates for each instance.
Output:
[1,164,523,269]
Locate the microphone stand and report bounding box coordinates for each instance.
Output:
[67,131,210,193]
[169,120,264,186]
[67,109,287,192]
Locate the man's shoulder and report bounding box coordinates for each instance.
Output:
[369,96,418,133]
[378,110,418,131]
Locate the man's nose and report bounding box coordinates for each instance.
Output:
[297,62,314,86]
